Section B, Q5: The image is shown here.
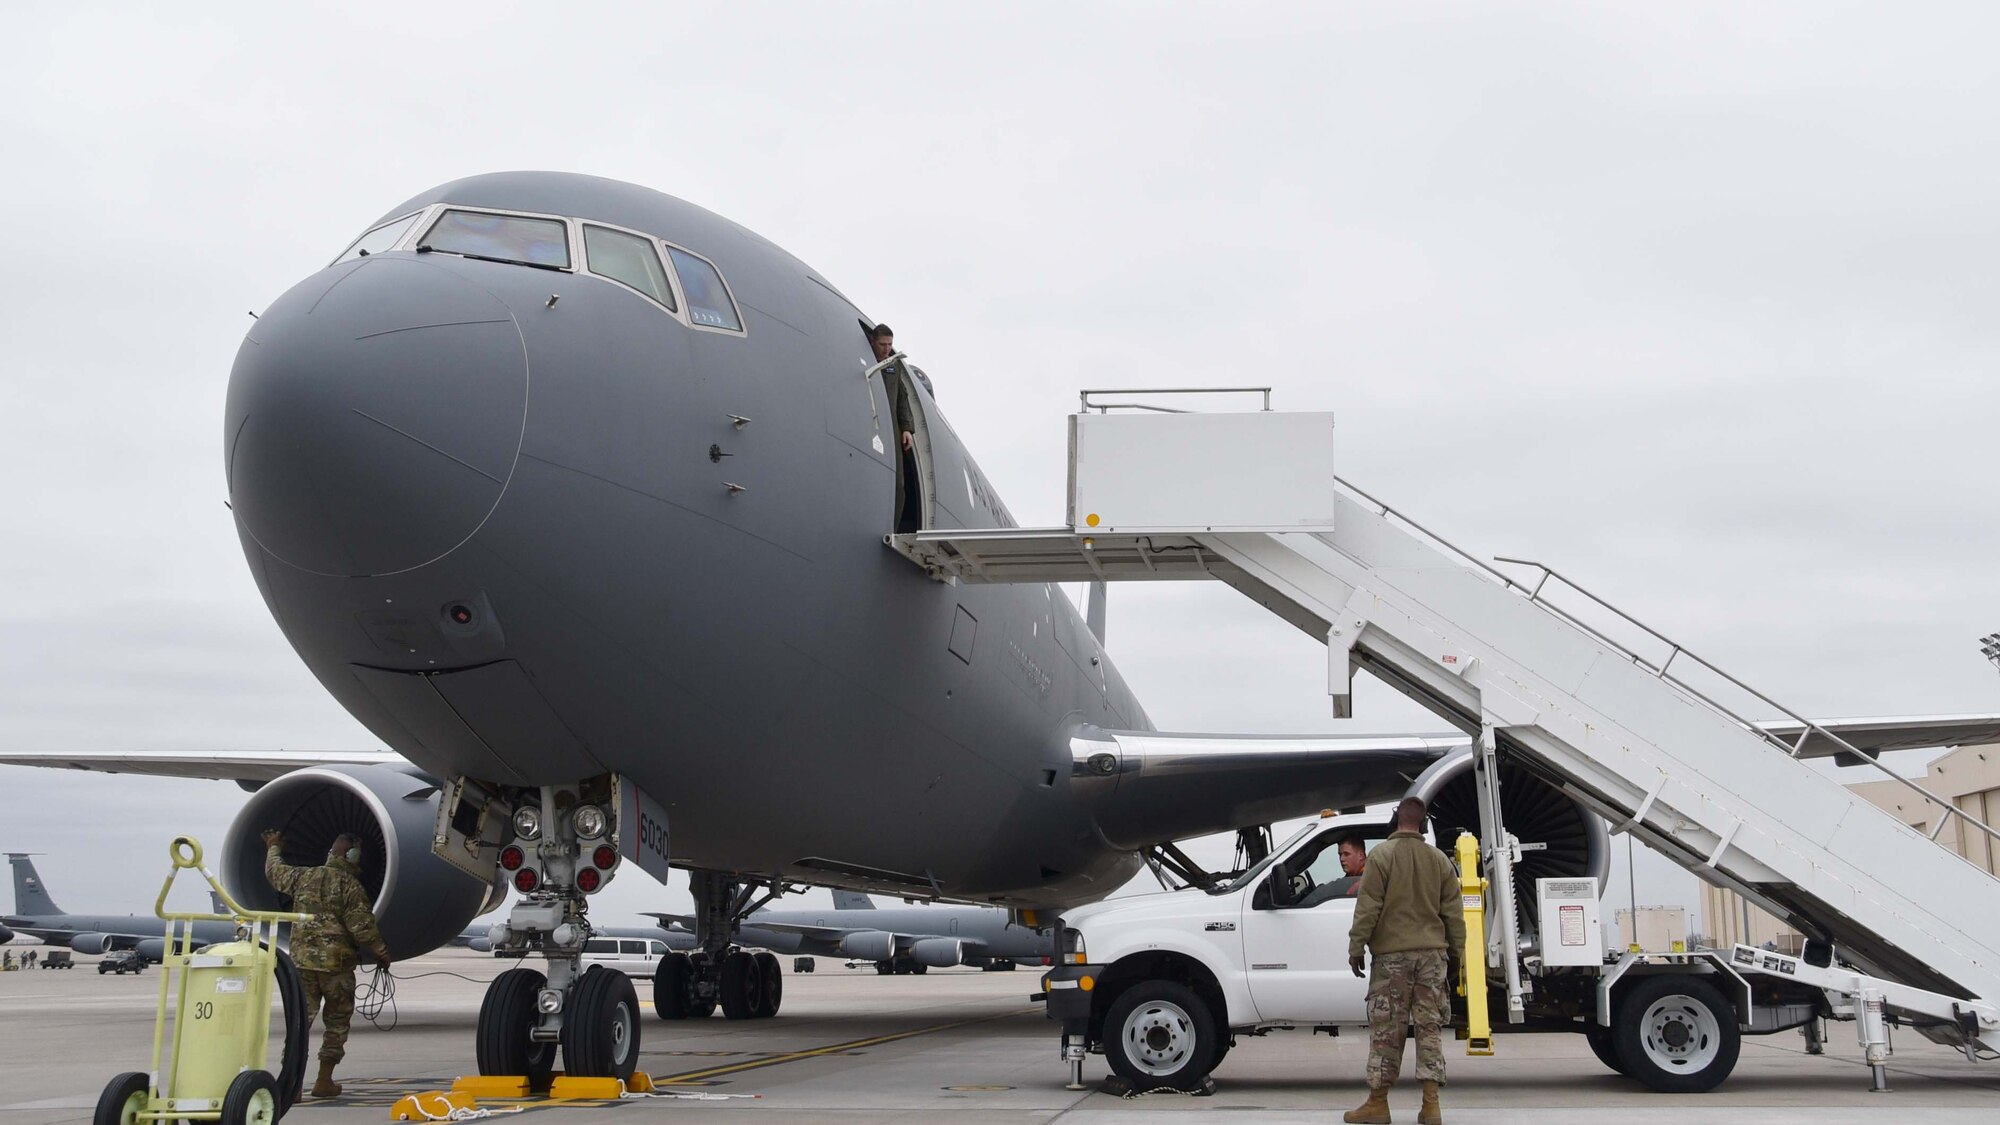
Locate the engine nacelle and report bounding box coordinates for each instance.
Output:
[1405,747,1610,937]
[135,938,167,963]
[838,930,896,961]
[908,937,965,968]
[0,922,14,944]
[222,764,489,959]
[69,932,117,955]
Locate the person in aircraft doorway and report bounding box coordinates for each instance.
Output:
[869,323,930,534]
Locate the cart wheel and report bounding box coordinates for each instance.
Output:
[93,1072,150,1125]
[476,968,556,1089]
[221,1071,278,1125]
[562,966,640,1080]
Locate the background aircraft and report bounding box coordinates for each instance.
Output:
[2,854,236,961]
[649,890,1052,974]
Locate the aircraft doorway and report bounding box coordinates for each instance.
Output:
[891,367,936,534]
[863,323,935,535]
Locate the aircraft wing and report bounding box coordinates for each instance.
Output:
[0,748,410,783]
[1754,714,2000,761]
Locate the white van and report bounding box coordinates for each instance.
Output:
[580,937,672,978]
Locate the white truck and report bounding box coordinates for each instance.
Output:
[1040,811,1995,1095]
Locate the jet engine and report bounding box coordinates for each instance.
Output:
[838,930,897,961]
[908,937,965,968]
[221,764,490,958]
[1405,746,1610,935]
[0,922,13,944]
[69,932,122,955]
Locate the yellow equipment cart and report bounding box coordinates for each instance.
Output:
[94,837,310,1125]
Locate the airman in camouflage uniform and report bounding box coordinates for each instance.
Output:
[263,829,390,1099]
[1345,797,1466,1125]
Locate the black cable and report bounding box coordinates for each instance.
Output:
[272,947,309,1116]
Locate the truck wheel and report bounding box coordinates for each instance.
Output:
[1103,981,1219,1092]
[1583,1022,1624,1075]
[220,1071,278,1125]
[1612,975,1740,1093]
[94,1072,150,1125]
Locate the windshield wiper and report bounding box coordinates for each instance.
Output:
[416,246,566,272]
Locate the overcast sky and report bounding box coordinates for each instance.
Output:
[4,2,1997,938]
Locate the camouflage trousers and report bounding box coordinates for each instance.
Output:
[300,968,358,1064]
[1364,949,1449,1088]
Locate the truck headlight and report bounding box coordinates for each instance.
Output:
[1063,928,1087,964]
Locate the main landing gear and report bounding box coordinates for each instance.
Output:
[652,871,788,1021]
[474,781,640,1084]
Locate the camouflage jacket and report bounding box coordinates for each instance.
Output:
[265,846,386,971]
[1348,831,1467,959]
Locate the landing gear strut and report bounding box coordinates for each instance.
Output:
[473,780,639,1083]
[652,871,792,1021]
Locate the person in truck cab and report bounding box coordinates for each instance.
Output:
[1345,798,1465,1125]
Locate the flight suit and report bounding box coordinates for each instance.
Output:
[1347,830,1466,1122]
[265,847,387,1066]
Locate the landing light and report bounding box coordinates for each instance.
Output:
[513,805,542,841]
[573,804,607,840]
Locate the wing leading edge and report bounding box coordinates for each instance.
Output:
[0,748,409,783]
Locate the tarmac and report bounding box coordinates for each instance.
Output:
[2,948,1996,1124]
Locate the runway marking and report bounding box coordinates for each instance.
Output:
[652,1010,1026,1086]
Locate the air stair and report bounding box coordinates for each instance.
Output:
[889,389,2000,1056]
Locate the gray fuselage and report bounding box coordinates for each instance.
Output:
[226,172,1150,906]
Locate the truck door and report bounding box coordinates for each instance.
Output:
[1238,828,1372,1023]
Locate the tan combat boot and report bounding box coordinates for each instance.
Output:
[310,1061,342,1098]
[1344,1084,1392,1124]
[1417,1080,1441,1124]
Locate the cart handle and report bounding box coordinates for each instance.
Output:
[156,835,310,926]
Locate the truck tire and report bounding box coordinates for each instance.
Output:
[1583,1022,1624,1075]
[1612,974,1740,1093]
[1103,981,1219,1092]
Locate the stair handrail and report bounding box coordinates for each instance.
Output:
[1328,475,2000,855]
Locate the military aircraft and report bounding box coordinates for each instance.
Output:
[3,171,1995,1083]
[649,890,1051,975]
[1,854,237,961]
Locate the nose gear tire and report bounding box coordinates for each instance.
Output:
[476,968,556,1089]
[563,965,641,1080]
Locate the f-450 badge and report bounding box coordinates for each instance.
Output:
[1204,921,1236,932]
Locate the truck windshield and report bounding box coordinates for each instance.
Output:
[1210,822,1320,895]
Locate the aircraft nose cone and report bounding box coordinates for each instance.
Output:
[226,257,527,576]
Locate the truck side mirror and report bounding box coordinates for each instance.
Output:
[1268,862,1297,907]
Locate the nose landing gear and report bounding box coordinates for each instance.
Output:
[472,781,638,1083]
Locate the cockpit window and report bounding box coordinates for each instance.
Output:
[583,225,677,311]
[332,212,423,265]
[419,209,571,270]
[665,247,742,331]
